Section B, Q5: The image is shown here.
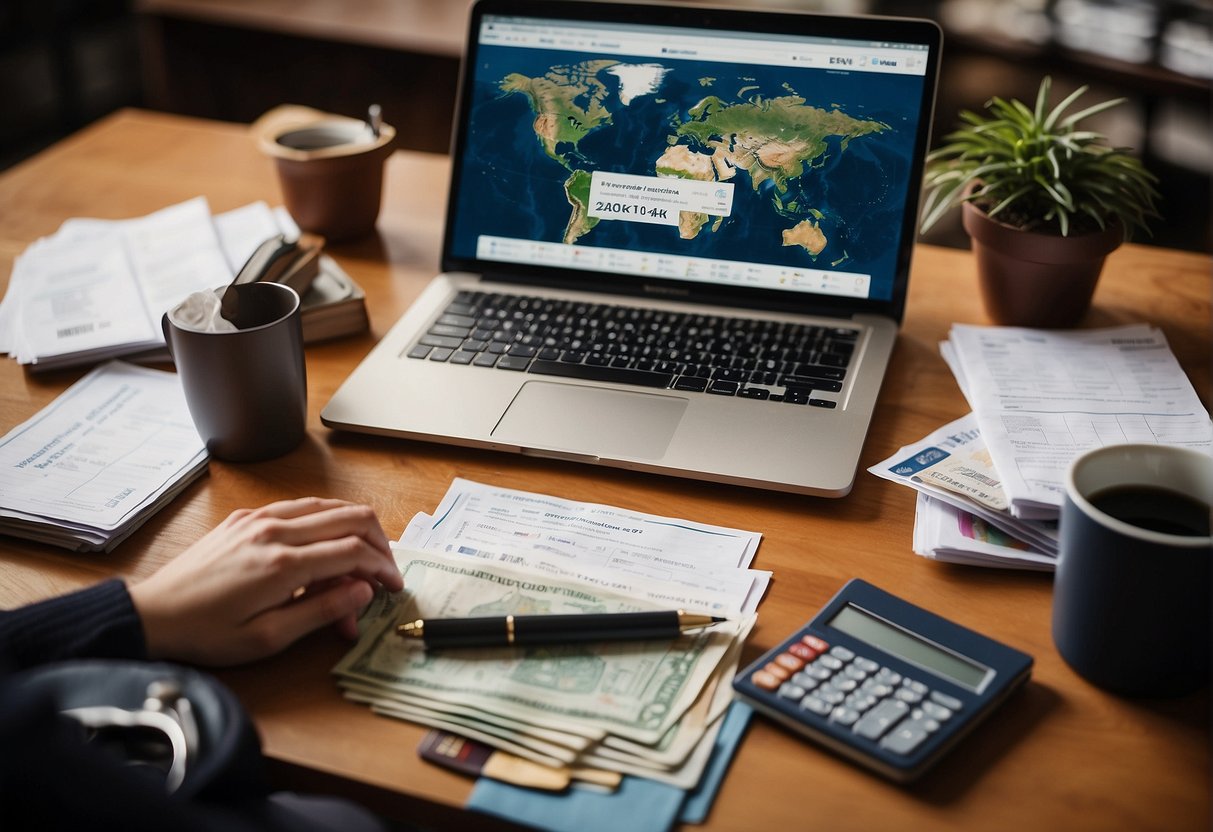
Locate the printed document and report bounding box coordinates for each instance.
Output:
[0,198,299,370]
[943,324,1212,518]
[912,493,1055,572]
[868,413,1058,556]
[400,478,768,614]
[0,361,207,550]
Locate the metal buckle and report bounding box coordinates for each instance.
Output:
[62,677,200,793]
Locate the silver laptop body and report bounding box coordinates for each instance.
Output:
[323,0,942,497]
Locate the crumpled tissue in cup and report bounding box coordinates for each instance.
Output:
[169,290,238,333]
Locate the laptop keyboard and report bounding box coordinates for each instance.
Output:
[405,291,857,407]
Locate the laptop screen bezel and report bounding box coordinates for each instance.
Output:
[440,0,942,324]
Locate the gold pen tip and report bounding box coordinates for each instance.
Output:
[677,613,729,631]
[396,619,424,638]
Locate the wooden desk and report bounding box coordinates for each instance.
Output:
[0,110,1208,831]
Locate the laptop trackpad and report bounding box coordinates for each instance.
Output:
[493,382,687,460]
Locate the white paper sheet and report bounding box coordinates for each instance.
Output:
[2,198,300,370]
[868,413,1058,555]
[912,493,1055,572]
[0,362,206,530]
[943,324,1212,518]
[399,478,768,614]
[15,233,158,362]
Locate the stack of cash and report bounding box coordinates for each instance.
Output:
[333,479,767,790]
[335,548,753,788]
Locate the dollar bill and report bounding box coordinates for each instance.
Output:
[598,613,751,768]
[340,679,600,751]
[351,674,731,788]
[334,549,743,745]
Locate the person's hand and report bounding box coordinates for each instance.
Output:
[129,497,404,666]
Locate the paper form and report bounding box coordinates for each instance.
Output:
[912,493,1055,572]
[0,362,206,530]
[2,197,296,369]
[14,233,158,362]
[867,413,1058,555]
[400,478,768,614]
[212,201,292,272]
[122,197,233,317]
[943,324,1212,518]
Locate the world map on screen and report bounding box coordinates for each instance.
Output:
[450,48,925,299]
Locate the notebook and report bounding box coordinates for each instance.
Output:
[322,0,942,496]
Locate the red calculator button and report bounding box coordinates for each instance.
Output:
[802,635,829,653]
[788,642,819,661]
[763,661,792,681]
[751,670,782,691]
[775,653,806,672]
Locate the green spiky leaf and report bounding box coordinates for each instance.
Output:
[920,76,1161,239]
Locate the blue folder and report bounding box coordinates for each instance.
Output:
[466,701,753,832]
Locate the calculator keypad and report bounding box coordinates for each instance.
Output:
[749,633,962,756]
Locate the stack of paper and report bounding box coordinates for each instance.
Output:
[0,198,367,371]
[0,362,207,552]
[869,413,1058,570]
[942,323,1212,518]
[871,323,1212,570]
[334,479,768,794]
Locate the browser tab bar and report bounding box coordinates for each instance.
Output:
[480,17,929,77]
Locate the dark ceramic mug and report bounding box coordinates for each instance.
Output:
[1052,444,1212,697]
[162,282,307,462]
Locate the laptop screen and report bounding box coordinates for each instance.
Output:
[443,1,940,320]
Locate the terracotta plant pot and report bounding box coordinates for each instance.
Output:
[961,200,1124,328]
[255,107,397,243]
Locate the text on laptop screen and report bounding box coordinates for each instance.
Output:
[448,14,932,304]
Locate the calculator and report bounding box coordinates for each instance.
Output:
[732,579,1033,782]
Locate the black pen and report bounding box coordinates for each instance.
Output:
[396,610,726,649]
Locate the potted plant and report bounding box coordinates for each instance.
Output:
[920,76,1161,327]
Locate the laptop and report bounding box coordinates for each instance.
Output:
[322,0,941,497]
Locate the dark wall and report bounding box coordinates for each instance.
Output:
[0,0,143,169]
[2,0,1208,252]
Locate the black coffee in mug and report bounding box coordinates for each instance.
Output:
[1053,444,1213,698]
[1087,485,1211,537]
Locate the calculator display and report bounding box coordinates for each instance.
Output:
[829,604,990,691]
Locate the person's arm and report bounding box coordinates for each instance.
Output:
[129,497,404,666]
[1,497,400,832]
[0,580,147,671]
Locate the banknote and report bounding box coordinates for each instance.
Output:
[597,613,752,768]
[363,696,573,769]
[334,549,743,745]
[344,640,740,772]
[349,692,582,765]
[350,673,731,787]
[340,679,599,751]
[577,709,728,790]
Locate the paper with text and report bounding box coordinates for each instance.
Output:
[402,478,767,614]
[1,198,300,369]
[943,324,1212,518]
[868,413,1057,555]
[0,362,206,529]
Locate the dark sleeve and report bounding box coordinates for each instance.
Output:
[0,579,147,671]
